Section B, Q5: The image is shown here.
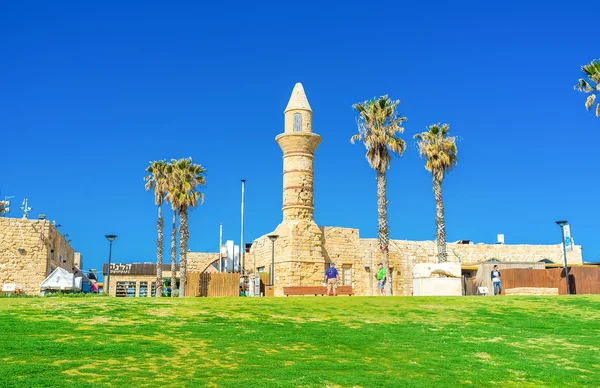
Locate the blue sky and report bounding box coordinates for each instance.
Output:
[1,0,598,275]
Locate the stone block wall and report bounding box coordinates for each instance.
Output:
[245,221,325,296]
[321,227,369,293]
[74,252,82,269]
[360,238,438,296]
[187,252,219,273]
[246,224,584,297]
[448,242,581,266]
[0,217,76,295]
[48,226,75,273]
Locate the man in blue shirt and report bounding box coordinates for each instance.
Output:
[324,262,340,296]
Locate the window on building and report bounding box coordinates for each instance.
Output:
[126,282,137,297]
[342,265,352,286]
[116,281,137,297]
[293,113,302,132]
[151,282,157,297]
[115,282,127,297]
[139,282,149,297]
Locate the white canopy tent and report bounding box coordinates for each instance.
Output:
[40,267,81,295]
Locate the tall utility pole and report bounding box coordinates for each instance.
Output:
[219,223,223,273]
[240,180,246,275]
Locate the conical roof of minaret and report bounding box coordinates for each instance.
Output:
[284,82,312,113]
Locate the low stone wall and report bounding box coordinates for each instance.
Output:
[505,287,559,296]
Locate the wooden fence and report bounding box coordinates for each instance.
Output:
[259,273,269,296]
[501,267,600,295]
[185,272,201,297]
[184,272,271,297]
[192,272,240,297]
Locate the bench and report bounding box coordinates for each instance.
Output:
[283,286,354,296]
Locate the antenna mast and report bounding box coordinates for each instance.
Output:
[0,195,14,217]
[20,198,32,219]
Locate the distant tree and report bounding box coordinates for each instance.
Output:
[414,124,458,263]
[351,96,407,296]
[574,59,600,117]
[144,160,169,297]
[167,158,206,297]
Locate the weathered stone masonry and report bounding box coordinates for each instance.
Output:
[244,83,584,296]
[0,217,78,295]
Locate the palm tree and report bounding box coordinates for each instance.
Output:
[351,96,407,296]
[168,157,206,297]
[165,162,178,297]
[144,160,169,297]
[574,59,600,117]
[414,124,458,263]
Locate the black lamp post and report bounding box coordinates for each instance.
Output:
[105,235,117,295]
[555,221,571,295]
[267,234,278,285]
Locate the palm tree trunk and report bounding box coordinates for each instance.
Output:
[377,171,392,296]
[170,210,177,296]
[433,176,447,263]
[179,207,189,297]
[156,205,163,297]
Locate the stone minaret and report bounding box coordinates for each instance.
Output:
[268,83,325,295]
[276,83,321,220]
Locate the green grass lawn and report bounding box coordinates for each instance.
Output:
[1,296,599,387]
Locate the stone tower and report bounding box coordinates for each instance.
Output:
[269,83,325,295]
[277,82,321,220]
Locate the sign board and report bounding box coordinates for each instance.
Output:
[562,224,573,252]
[2,283,16,292]
[109,263,133,274]
[477,287,489,295]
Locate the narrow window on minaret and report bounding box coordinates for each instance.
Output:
[293,113,302,132]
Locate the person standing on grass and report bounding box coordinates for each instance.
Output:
[324,262,339,296]
[491,265,502,295]
[376,263,387,296]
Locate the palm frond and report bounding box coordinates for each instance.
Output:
[585,94,596,110]
[414,123,458,181]
[576,60,600,118]
[351,95,407,173]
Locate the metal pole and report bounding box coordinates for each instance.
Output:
[560,226,571,295]
[106,240,113,295]
[271,239,275,285]
[240,180,245,275]
[219,223,222,273]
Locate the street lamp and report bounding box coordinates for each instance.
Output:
[267,234,278,285]
[104,234,117,295]
[555,221,571,295]
[240,179,246,275]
